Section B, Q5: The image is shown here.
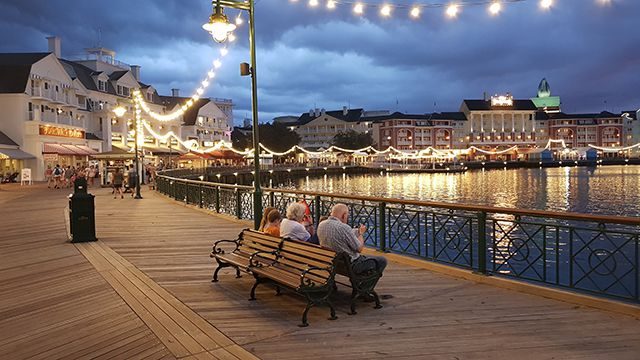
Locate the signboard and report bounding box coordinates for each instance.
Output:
[39,125,85,139]
[491,94,514,107]
[20,168,32,186]
[43,153,59,162]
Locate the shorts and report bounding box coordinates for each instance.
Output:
[113,184,122,189]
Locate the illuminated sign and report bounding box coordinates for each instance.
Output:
[203,141,214,147]
[491,94,514,107]
[39,125,85,139]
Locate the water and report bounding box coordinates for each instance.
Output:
[280,165,640,217]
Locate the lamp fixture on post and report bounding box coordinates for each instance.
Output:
[203,0,262,230]
[202,1,237,43]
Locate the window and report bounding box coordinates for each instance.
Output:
[123,87,129,96]
[44,83,49,90]
[28,102,33,111]
[99,117,103,128]
[41,105,45,112]
[98,81,106,92]
[117,85,122,95]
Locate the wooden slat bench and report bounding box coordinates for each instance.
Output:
[210,229,282,282]
[248,238,338,327]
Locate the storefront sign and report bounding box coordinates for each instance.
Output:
[20,168,32,185]
[43,153,59,162]
[39,125,85,139]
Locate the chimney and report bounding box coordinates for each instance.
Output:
[171,88,180,97]
[130,65,141,81]
[483,91,488,101]
[47,36,61,58]
[343,106,348,116]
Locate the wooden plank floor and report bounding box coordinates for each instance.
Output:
[0,184,174,360]
[2,183,640,359]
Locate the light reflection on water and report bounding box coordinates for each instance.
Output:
[283,165,640,217]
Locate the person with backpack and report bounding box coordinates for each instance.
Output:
[52,164,63,189]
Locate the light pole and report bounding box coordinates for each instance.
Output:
[203,0,262,229]
[114,101,142,199]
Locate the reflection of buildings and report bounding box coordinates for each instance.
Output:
[0,36,234,180]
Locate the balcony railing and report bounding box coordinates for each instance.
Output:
[155,172,640,304]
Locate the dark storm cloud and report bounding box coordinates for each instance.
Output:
[1,0,638,124]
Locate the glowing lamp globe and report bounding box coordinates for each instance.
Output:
[113,106,127,118]
[203,6,236,43]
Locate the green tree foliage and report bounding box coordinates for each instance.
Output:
[232,123,301,152]
[331,130,375,150]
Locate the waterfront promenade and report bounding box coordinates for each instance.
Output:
[1,184,640,359]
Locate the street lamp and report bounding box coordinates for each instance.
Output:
[203,0,262,230]
[113,103,143,199]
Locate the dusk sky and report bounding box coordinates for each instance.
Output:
[0,0,638,124]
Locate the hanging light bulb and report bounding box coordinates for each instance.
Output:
[235,13,244,25]
[489,1,502,15]
[113,106,127,118]
[327,0,336,9]
[380,4,392,17]
[309,0,319,7]
[446,4,459,18]
[410,6,421,18]
[202,1,237,43]
[540,0,553,9]
[353,3,364,15]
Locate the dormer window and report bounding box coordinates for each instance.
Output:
[123,87,129,96]
[98,81,106,92]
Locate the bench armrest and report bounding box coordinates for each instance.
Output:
[249,250,279,268]
[210,239,239,257]
[300,265,335,288]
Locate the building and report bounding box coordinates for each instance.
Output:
[369,112,467,150]
[539,111,635,149]
[0,37,234,180]
[290,107,377,149]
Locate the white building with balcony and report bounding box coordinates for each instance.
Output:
[291,108,378,149]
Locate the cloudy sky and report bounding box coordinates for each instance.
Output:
[0,0,638,124]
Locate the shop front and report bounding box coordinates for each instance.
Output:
[0,148,36,182]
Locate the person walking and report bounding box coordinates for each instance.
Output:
[127,165,138,197]
[112,167,124,199]
[52,164,62,189]
[45,165,53,189]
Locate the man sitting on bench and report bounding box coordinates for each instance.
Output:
[317,203,388,276]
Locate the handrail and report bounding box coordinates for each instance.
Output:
[157,174,640,226]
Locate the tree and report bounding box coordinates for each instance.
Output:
[331,130,374,150]
[232,123,301,152]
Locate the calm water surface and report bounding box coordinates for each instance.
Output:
[280,165,640,217]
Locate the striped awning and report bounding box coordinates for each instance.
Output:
[0,148,36,160]
[43,143,97,156]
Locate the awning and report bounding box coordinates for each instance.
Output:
[43,143,97,156]
[0,148,36,160]
[142,144,185,156]
[91,145,135,160]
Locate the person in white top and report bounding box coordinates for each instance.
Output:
[280,202,313,242]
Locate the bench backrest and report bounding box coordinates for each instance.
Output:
[279,239,337,285]
[236,229,282,258]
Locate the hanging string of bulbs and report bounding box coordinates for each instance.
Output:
[288,0,559,18]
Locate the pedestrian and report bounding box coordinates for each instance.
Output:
[63,166,74,188]
[52,164,62,189]
[127,165,138,197]
[45,165,53,188]
[87,165,96,187]
[112,167,124,199]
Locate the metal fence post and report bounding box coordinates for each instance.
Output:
[215,186,221,213]
[477,211,487,274]
[269,191,275,207]
[198,183,203,208]
[379,202,387,252]
[314,195,321,226]
[236,190,242,219]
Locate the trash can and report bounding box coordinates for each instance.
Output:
[69,177,97,243]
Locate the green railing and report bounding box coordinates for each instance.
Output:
[156,174,640,304]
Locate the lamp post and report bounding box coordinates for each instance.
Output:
[114,102,142,199]
[203,0,262,229]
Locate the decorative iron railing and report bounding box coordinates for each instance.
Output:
[155,174,640,304]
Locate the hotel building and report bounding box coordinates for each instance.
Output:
[0,37,233,181]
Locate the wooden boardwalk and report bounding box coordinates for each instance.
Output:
[1,184,640,359]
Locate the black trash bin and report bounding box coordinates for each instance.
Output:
[69,177,97,243]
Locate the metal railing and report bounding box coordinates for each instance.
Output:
[155,173,640,304]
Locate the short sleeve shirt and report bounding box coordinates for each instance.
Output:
[317,216,361,261]
[279,218,311,242]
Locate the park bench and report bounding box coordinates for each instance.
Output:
[210,229,282,282]
[248,238,338,327]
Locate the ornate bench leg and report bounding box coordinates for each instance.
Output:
[327,299,338,321]
[299,302,314,327]
[372,290,382,309]
[212,262,229,283]
[349,289,358,315]
[249,277,266,301]
[235,267,242,278]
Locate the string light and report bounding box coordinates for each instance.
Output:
[327,0,336,9]
[446,4,460,18]
[353,2,364,15]
[309,0,319,7]
[489,1,502,15]
[410,6,421,18]
[380,4,392,17]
